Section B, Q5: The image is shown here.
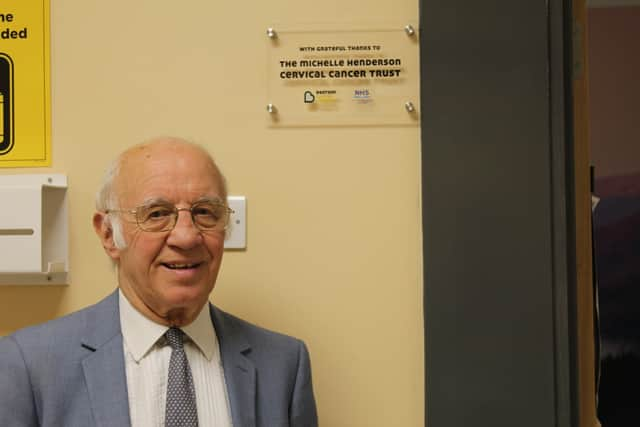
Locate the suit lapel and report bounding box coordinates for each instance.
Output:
[76,295,256,427]
[210,305,256,427]
[80,291,131,427]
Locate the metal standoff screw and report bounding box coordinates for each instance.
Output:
[266,28,277,38]
[404,25,415,36]
[266,103,276,114]
[47,177,53,183]
[405,101,415,113]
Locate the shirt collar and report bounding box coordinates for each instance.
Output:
[118,289,218,362]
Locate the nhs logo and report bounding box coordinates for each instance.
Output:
[352,89,373,104]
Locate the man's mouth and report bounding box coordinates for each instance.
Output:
[162,263,201,270]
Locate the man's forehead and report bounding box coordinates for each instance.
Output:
[118,171,222,198]
[121,140,211,164]
[120,141,216,174]
[116,183,223,209]
[114,141,222,202]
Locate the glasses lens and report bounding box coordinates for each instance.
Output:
[136,203,175,231]
[191,201,228,230]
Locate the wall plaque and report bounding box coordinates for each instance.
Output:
[267,24,420,126]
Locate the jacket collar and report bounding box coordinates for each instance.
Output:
[80,290,131,427]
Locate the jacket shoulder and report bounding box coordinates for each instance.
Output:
[4,291,119,353]
[211,305,304,349]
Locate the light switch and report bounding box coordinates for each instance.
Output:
[225,196,246,249]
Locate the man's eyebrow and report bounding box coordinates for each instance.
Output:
[195,196,225,204]
[138,196,225,206]
[139,197,172,206]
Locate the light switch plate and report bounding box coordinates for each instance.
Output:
[225,196,246,249]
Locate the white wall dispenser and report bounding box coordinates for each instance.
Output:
[0,174,68,285]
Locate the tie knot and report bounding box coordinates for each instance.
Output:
[165,327,185,350]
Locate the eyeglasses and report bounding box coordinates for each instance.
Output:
[105,200,234,232]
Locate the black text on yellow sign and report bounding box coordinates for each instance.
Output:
[0,53,14,155]
[1,12,27,39]
[0,3,51,167]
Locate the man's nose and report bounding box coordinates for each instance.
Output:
[167,210,201,248]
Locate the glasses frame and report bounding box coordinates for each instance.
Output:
[105,200,234,233]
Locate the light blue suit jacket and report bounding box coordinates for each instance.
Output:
[0,291,318,427]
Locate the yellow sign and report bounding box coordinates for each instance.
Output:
[0,1,50,167]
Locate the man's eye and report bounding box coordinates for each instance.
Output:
[193,205,220,219]
[143,206,174,221]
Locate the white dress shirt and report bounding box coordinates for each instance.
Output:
[119,290,233,427]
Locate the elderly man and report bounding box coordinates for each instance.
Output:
[0,138,318,426]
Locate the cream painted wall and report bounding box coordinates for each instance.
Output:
[0,1,423,426]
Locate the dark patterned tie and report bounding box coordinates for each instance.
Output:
[165,328,199,427]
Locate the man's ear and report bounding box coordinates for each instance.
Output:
[93,212,121,260]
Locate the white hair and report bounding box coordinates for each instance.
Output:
[95,153,127,249]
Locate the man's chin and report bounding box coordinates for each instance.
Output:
[163,284,211,309]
